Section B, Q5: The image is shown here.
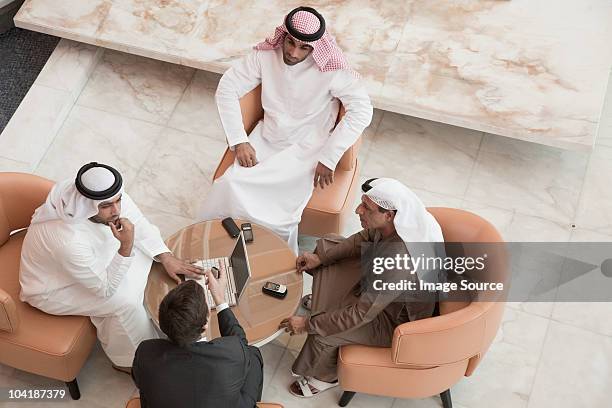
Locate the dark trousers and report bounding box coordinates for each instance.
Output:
[239,346,264,408]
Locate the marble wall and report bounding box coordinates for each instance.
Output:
[14,0,612,151]
[1,37,612,408]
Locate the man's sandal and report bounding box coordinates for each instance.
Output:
[301,294,312,311]
[289,376,338,398]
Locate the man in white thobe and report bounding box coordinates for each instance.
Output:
[19,162,204,370]
[200,6,373,252]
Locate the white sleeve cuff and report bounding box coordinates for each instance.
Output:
[153,251,172,263]
[318,157,337,172]
[228,136,250,150]
[117,249,135,259]
[139,237,170,260]
[216,302,230,312]
[106,252,134,297]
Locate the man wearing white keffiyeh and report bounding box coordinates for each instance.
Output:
[280,178,445,398]
[19,163,205,370]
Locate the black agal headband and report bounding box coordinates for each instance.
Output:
[75,162,123,200]
[361,178,379,193]
[285,6,326,42]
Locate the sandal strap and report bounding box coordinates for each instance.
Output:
[308,376,338,391]
[297,377,313,397]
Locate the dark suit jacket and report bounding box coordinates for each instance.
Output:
[132,308,263,408]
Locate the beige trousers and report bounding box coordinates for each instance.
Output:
[291,238,396,382]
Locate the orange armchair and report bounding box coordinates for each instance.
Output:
[337,208,507,407]
[212,84,362,237]
[0,172,97,400]
[126,397,283,407]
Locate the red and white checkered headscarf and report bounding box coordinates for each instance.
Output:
[255,8,355,75]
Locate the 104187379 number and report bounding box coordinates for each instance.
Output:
[5,388,67,400]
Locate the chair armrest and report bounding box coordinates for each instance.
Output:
[392,303,489,366]
[212,148,236,181]
[0,287,20,333]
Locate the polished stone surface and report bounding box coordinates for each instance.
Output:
[13,0,612,151]
[527,321,612,408]
[0,41,611,408]
[77,49,194,124]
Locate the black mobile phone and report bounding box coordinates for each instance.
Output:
[241,223,254,243]
[221,217,241,238]
[262,281,287,299]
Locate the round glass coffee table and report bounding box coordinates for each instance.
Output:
[144,219,302,346]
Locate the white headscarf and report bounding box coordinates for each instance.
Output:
[364,178,443,244]
[31,166,124,224]
[364,178,444,279]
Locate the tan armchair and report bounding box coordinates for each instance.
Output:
[126,397,283,407]
[0,172,97,400]
[337,207,507,407]
[212,84,362,237]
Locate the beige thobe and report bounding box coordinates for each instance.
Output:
[292,230,436,381]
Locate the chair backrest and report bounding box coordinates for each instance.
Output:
[0,172,53,333]
[0,173,53,246]
[391,208,507,374]
[430,207,508,309]
[238,84,356,171]
[125,397,283,408]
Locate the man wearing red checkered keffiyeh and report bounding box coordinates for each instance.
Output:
[255,6,355,74]
[201,5,373,262]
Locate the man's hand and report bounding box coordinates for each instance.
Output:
[279,315,309,336]
[314,162,334,189]
[235,142,258,167]
[110,218,134,257]
[206,266,228,306]
[157,253,205,285]
[296,252,321,273]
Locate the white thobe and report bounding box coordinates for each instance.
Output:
[19,194,169,366]
[201,48,373,252]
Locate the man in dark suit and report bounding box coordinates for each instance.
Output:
[132,267,263,408]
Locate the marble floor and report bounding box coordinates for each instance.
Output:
[0,39,612,407]
[13,0,612,151]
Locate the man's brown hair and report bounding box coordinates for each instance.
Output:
[159,280,209,347]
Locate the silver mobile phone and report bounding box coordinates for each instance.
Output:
[241,223,254,243]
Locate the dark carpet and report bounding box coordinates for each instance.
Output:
[0,27,59,132]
